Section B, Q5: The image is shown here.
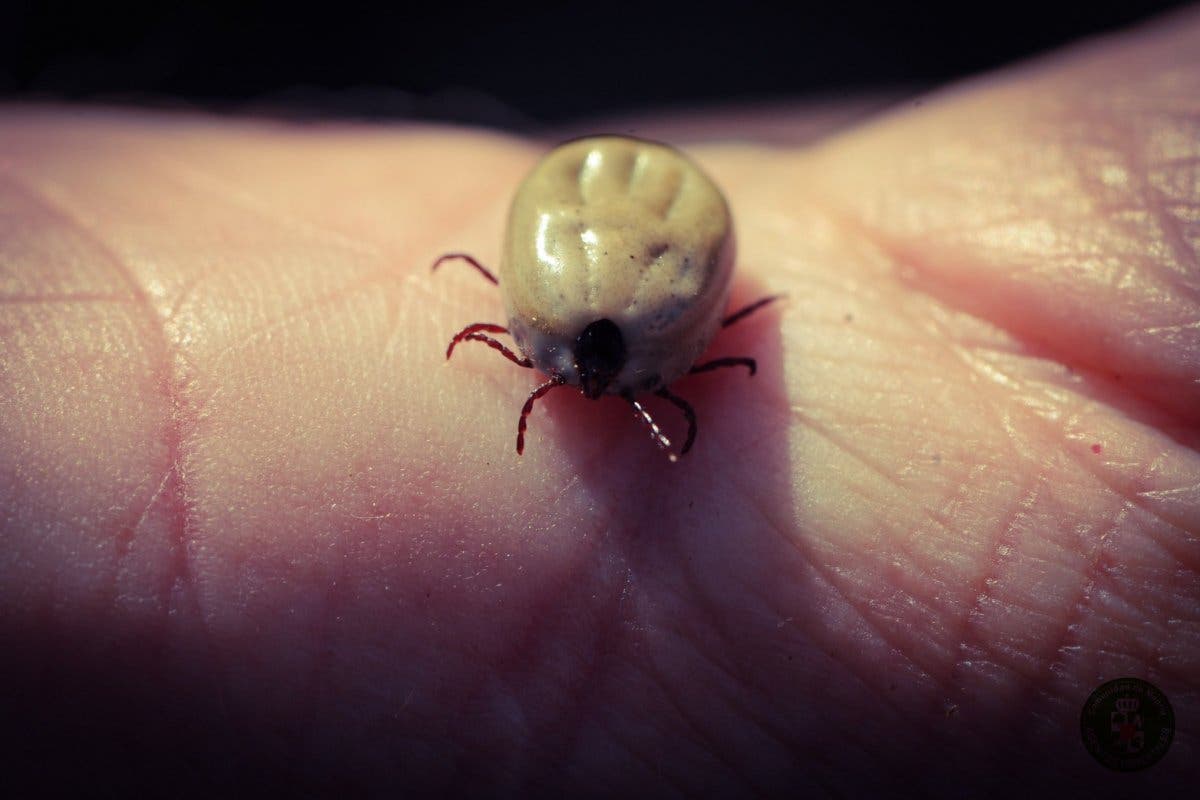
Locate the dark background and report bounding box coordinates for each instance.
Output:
[0,1,1190,125]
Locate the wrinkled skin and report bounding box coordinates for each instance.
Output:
[2,11,1198,797]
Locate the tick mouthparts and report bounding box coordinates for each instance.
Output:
[579,370,607,399]
[573,318,626,399]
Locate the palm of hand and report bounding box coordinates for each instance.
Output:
[1,15,1197,795]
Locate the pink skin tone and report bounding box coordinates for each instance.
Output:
[2,10,1198,795]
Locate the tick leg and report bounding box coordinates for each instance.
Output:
[655,387,698,457]
[690,357,756,377]
[517,376,565,455]
[722,294,784,328]
[446,322,533,367]
[431,252,499,285]
[624,393,676,462]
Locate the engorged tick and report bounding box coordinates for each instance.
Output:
[433,136,781,461]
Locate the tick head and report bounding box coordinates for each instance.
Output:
[574,318,626,399]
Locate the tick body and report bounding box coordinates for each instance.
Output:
[434,136,778,460]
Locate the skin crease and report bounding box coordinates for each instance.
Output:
[1,12,1198,798]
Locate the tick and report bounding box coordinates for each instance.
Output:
[433,136,779,461]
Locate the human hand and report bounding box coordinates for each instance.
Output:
[2,10,1197,795]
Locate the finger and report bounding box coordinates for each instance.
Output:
[807,8,1200,425]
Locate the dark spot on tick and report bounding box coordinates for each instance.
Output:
[844,313,854,322]
[575,318,626,400]
[647,242,669,260]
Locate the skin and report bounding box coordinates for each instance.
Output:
[1,11,1198,796]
